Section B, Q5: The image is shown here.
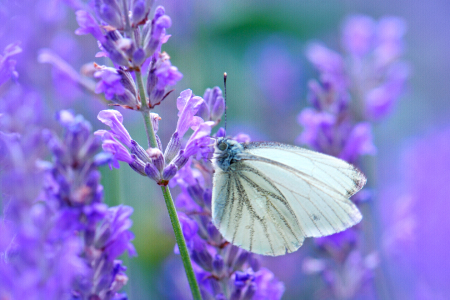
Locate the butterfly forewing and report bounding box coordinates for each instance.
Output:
[211,141,365,256]
[244,142,366,198]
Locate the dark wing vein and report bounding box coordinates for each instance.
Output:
[237,168,304,240]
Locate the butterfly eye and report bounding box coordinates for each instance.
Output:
[218,142,228,151]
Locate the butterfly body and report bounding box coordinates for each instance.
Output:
[211,139,366,256]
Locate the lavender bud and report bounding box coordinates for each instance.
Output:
[131,0,146,24]
[117,68,137,95]
[172,151,189,170]
[155,134,163,152]
[248,254,261,272]
[95,0,123,29]
[146,148,165,172]
[203,88,213,106]
[145,15,172,56]
[216,127,226,138]
[207,221,221,244]
[145,162,161,182]
[201,189,212,210]
[149,87,165,107]
[146,65,157,99]
[102,38,130,66]
[130,140,151,163]
[230,288,242,300]
[233,251,249,271]
[116,89,139,108]
[187,184,204,207]
[164,132,181,163]
[154,5,165,19]
[226,245,239,267]
[211,96,225,122]
[210,278,222,296]
[234,272,250,287]
[212,254,225,276]
[196,101,210,121]
[129,154,147,176]
[191,242,213,271]
[162,163,177,181]
[133,48,146,66]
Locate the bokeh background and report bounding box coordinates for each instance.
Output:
[2,0,450,299]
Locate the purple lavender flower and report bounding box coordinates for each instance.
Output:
[0,81,85,299]
[42,110,135,299]
[38,48,97,97]
[95,91,213,185]
[0,42,22,86]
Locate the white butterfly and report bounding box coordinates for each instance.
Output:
[211,138,366,256]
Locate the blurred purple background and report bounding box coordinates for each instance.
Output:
[1,0,450,299]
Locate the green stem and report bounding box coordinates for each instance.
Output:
[161,185,203,300]
[134,68,202,300]
[135,70,158,148]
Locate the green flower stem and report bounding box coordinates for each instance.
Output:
[134,68,202,300]
[135,70,158,149]
[161,185,203,300]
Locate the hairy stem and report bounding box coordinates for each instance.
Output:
[161,185,203,300]
[135,70,158,148]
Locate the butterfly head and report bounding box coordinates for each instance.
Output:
[213,138,244,171]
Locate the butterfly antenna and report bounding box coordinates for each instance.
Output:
[223,72,227,133]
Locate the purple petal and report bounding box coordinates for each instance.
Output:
[97,110,132,148]
[176,91,205,138]
[75,10,105,43]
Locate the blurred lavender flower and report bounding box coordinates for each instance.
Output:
[0,88,135,299]
[0,42,22,86]
[38,48,97,98]
[381,127,450,299]
[298,14,408,299]
[0,50,83,298]
[170,132,284,300]
[42,110,136,299]
[306,15,409,122]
